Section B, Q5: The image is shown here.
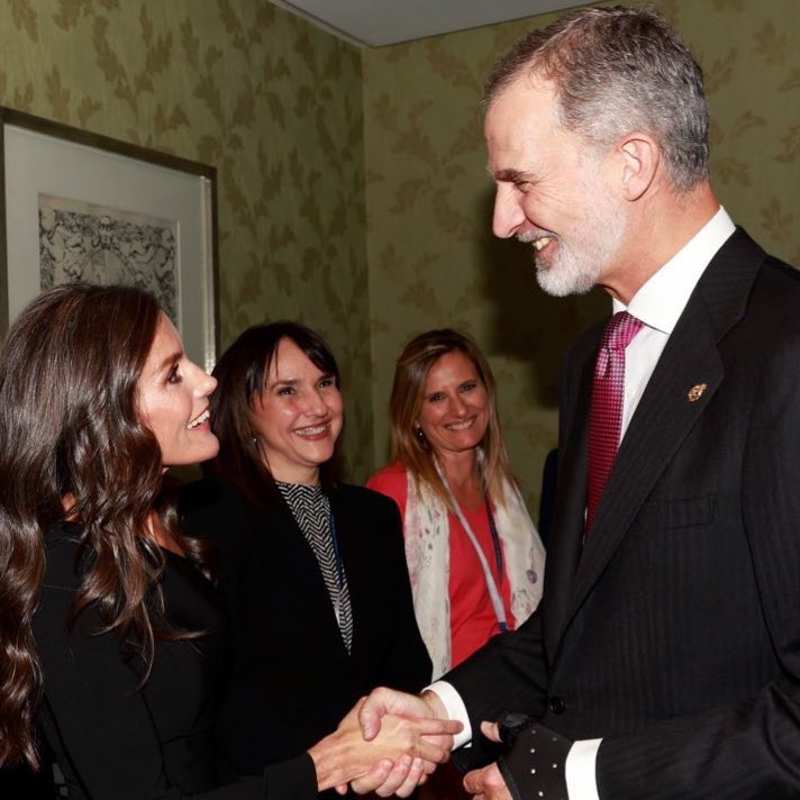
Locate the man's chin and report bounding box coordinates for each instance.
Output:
[536,263,596,297]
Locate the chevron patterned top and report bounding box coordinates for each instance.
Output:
[275,481,353,653]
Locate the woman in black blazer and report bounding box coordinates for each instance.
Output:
[4,286,450,799]
[181,322,432,794]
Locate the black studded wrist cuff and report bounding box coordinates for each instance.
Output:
[498,723,572,800]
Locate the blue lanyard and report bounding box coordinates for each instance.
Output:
[435,461,509,634]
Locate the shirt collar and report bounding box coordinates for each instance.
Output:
[612,206,736,334]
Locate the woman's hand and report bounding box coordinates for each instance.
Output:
[308,697,462,794]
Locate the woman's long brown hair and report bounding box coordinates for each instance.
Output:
[0,284,207,766]
[388,328,515,509]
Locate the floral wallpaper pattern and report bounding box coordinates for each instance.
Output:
[0,0,797,502]
[0,0,372,478]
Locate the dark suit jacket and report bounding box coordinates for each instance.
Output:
[181,478,432,781]
[446,229,800,798]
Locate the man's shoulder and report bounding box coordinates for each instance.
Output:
[712,226,800,304]
[708,237,800,365]
[745,252,800,335]
[755,253,800,294]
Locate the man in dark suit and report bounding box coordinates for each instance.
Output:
[349,6,800,799]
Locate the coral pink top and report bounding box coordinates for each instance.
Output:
[367,462,514,668]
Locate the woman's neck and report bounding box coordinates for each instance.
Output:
[268,461,321,486]
[437,449,482,507]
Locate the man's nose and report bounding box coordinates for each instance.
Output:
[492,186,525,239]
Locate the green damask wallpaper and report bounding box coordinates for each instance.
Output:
[363,0,800,511]
[0,0,373,478]
[0,0,797,502]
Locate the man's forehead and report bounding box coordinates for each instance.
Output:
[486,76,557,139]
[485,79,561,172]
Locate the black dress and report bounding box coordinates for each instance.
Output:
[179,479,432,791]
[33,524,316,799]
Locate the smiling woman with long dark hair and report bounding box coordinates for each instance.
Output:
[0,286,453,799]
[180,322,432,797]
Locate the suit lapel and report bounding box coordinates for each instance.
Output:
[555,228,765,642]
[571,300,723,616]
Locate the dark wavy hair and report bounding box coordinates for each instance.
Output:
[206,321,341,506]
[0,284,208,765]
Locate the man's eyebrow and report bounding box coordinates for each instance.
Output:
[491,168,535,183]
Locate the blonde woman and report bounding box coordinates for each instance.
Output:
[367,329,545,679]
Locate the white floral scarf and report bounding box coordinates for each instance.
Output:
[404,472,545,679]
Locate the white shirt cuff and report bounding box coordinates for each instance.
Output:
[425,680,473,749]
[565,738,602,800]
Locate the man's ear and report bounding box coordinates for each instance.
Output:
[618,134,660,201]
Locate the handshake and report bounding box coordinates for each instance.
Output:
[309,687,524,800]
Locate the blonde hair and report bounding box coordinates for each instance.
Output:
[389,329,514,509]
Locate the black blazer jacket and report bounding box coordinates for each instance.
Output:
[181,478,432,780]
[446,229,800,798]
[35,526,317,800]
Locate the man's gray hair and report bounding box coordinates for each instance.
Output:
[485,6,709,192]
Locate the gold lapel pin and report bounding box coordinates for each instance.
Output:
[687,383,708,402]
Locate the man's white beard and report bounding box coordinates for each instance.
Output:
[535,240,601,297]
[522,191,626,298]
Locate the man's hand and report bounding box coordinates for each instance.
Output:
[461,726,509,799]
[480,720,502,743]
[358,686,447,740]
[345,687,457,796]
[463,761,511,800]
[317,696,460,795]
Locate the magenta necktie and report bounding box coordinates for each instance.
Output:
[585,311,643,533]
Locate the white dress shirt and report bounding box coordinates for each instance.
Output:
[429,206,736,799]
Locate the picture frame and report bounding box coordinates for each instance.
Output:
[0,107,219,372]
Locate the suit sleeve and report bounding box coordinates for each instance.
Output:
[430,347,583,772]
[442,609,549,758]
[596,328,800,799]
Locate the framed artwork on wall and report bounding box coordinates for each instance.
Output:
[0,107,219,372]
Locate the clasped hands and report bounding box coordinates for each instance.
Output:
[309,689,460,795]
[320,687,512,799]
